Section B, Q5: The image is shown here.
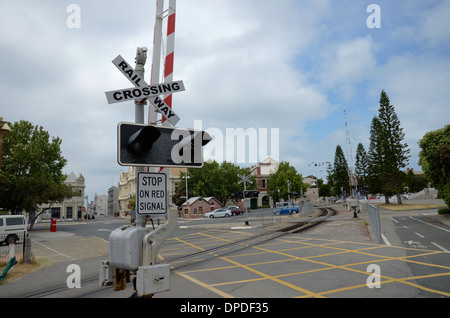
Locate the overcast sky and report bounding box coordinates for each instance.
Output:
[1,0,449,201]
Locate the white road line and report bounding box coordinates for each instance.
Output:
[431,242,449,252]
[414,232,425,238]
[32,240,76,260]
[409,216,450,233]
[382,233,391,246]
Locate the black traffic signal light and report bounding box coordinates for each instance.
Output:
[118,122,211,168]
[244,190,259,198]
[127,125,161,156]
[232,192,244,199]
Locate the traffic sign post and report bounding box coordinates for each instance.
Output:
[101,0,184,297]
[105,54,183,126]
[238,174,253,226]
[137,172,167,215]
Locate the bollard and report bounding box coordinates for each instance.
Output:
[352,207,358,218]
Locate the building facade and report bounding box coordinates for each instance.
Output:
[93,193,108,215]
[181,196,223,219]
[36,171,85,221]
[108,186,119,217]
[118,167,135,216]
[249,157,279,208]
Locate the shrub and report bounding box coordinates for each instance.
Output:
[437,208,450,215]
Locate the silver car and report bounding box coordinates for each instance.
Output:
[204,208,231,218]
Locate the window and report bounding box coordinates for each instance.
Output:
[67,207,73,219]
[198,206,203,214]
[6,217,24,226]
[262,179,266,189]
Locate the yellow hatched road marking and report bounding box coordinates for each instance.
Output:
[220,256,325,298]
[164,230,450,298]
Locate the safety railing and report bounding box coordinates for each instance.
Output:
[368,203,382,243]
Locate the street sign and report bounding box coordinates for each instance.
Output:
[106,55,182,126]
[105,81,185,105]
[238,174,253,185]
[112,55,147,88]
[136,172,167,215]
[147,95,180,126]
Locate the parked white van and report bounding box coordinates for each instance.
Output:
[0,215,28,245]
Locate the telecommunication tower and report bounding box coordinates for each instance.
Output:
[344,109,357,196]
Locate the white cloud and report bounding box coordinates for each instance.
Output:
[318,35,378,88]
[1,0,449,199]
[372,53,450,162]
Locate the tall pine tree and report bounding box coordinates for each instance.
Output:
[368,90,410,204]
[332,145,349,197]
[367,116,384,197]
[355,142,368,195]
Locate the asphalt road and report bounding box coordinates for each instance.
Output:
[2,206,449,300]
[391,214,450,252]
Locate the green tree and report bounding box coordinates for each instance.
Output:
[318,182,332,199]
[355,142,368,189]
[367,91,410,204]
[175,161,255,207]
[418,125,450,207]
[377,90,410,203]
[405,170,429,193]
[367,116,384,196]
[267,161,302,203]
[332,145,349,197]
[0,120,69,215]
[326,163,335,194]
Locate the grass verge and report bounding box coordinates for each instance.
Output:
[0,256,50,285]
[375,203,446,211]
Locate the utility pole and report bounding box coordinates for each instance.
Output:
[134,47,148,228]
[238,174,253,226]
[287,180,291,204]
[148,0,164,125]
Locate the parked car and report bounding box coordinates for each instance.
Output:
[84,213,95,220]
[0,215,28,246]
[227,206,244,216]
[204,208,232,218]
[273,204,300,215]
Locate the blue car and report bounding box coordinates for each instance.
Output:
[273,204,300,215]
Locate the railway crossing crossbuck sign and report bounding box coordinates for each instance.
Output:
[105,55,183,126]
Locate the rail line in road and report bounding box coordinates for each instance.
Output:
[18,206,450,298]
[21,207,337,298]
[163,207,337,270]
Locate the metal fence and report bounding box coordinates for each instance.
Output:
[368,203,382,244]
[0,231,27,265]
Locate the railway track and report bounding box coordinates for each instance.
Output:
[21,206,337,298]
